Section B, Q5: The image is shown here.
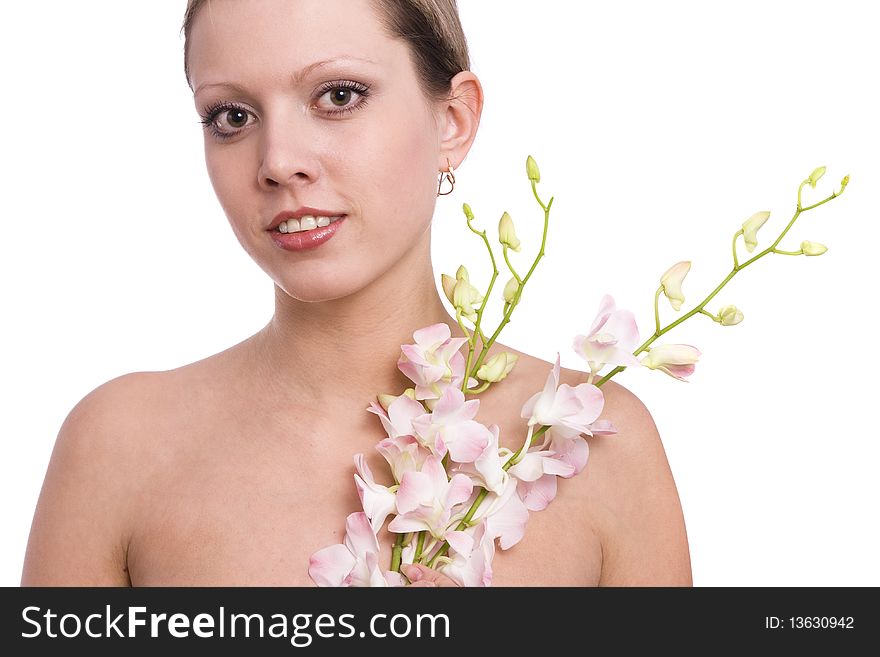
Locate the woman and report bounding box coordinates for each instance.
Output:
[21,0,691,586]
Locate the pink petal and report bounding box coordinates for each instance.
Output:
[443,421,491,463]
[396,471,431,514]
[486,490,529,549]
[589,419,617,435]
[387,515,430,534]
[413,322,451,348]
[517,475,558,512]
[343,512,379,559]
[551,435,589,477]
[309,543,356,587]
[446,530,474,556]
[445,473,475,508]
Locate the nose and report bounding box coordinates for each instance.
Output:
[256,113,319,191]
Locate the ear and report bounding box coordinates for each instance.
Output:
[436,71,484,171]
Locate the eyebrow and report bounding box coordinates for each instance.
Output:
[194,56,379,95]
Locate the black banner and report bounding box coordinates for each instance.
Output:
[1,587,874,654]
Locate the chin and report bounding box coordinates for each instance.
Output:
[272,269,371,304]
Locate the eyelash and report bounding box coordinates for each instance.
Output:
[198,80,372,140]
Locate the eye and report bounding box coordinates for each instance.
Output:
[314,80,372,115]
[198,102,256,140]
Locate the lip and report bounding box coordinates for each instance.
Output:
[269,216,346,252]
[268,207,346,231]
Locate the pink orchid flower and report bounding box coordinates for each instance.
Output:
[449,423,509,494]
[375,434,429,483]
[516,474,558,511]
[520,354,606,437]
[435,522,495,587]
[309,512,402,587]
[411,385,492,463]
[353,454,397,534]
[388,455,474,540]
[397,323,470,400]
[366,392,426,441]
[470,476,530,550]
[640,343,702,382]
[573,294,642,375]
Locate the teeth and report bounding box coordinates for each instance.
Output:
[276,215,343,233]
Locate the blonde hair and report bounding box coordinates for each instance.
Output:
[180,0,471,103]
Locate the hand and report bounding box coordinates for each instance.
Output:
[401,563,461,587]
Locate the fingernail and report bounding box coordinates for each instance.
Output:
[402,564,422,582]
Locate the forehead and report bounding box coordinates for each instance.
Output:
[188,0,409,92]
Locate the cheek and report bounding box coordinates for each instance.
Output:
[354,106,438,223]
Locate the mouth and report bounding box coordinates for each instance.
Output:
[268,215,347,251]
[270,214,346,234]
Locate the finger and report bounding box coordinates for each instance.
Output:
[401,563,460,587]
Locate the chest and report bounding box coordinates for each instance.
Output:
[126,398,603,586]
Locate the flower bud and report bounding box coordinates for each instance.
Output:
[462,203,474,220]
[453,278,483,321]
[456,265,470,282]
[800,240,828,256]
[808,166,826,189]
[840,174,850,191]
[659,261,691,311]
[476,352,519,383]
[717,304,744,326]
[526,155,541,183]
[640,343,701,382]
[742,211,771,253]
[377,393,397,411]
[441,273,456,305]
[498,211,521,252]
[502,277,519,304]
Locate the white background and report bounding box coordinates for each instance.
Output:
[1,1,877,586]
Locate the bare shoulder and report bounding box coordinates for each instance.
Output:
[21,370,173,585]
[558,368,693,586]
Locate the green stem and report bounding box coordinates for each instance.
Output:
[414,531,426,561]
[595,187,841,388]
[471,183,553,375]
[391,534,404,572]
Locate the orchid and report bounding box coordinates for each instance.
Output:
[309,155,847,586]
[410,384,491,463]
[640,344,702,381]
[520,354,605,436]
[397,322,473,401]
[308,512,403,587]
[572,294,642,377]
[387,455,473,540]
[660,261,691,311]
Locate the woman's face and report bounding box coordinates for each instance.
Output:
[188,0,445,302]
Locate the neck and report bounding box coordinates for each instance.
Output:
[247,238,460,409]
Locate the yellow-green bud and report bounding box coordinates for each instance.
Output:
[717,304,744,326]
[476,352,519,383]
[377,393,396,411]
[455,265,470,282]
[441,273,457,305]
[502,277,519,304]
[840,175,850,190]
[808,166,826,189]
[800,240,828,256]
[498,211,521,252]
[526,155,541,183]
[462,203,474,220]
[452,278,483,321]
[742,211,771,253]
